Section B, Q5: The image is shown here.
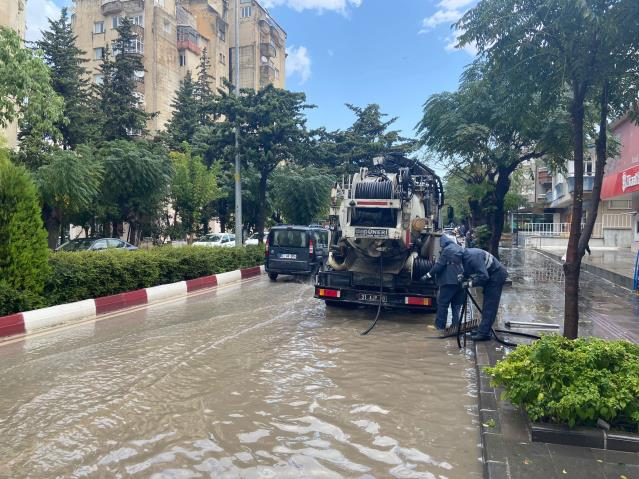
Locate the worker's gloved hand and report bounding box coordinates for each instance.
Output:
[420,273,432,282]
[461,280,473,289]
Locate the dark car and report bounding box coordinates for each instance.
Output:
[265,225,328,281]
[56,238,139,252]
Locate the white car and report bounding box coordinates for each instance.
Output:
[245,231,269,246]
[193,233,235,248]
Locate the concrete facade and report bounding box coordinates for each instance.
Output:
[0,0,27,149]
[72,0,285,135]
[228,0,286,90]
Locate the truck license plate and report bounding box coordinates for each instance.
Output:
[280,253,297,259]
[358,293,387,302]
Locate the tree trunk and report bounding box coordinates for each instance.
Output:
[45,211,59,250]
[580,81,609,257]
[112,221,119,239]
[564,84,587,340]
[488,169,512,258]
[257,170,268,244]
[468,198,482,228]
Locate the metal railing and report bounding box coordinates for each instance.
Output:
[602,213,634,229]
[519,222,604,238]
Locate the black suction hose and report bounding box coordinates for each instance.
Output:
[361,255,384,336]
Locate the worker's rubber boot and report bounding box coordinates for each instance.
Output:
[470,331,491,342]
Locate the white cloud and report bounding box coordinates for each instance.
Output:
[261,0,361,15]
[420,0,476,31]
[420,0,477,56]
[26,0,61,43]
[286,45,312,84]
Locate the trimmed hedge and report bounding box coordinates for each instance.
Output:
[0,246,264,315]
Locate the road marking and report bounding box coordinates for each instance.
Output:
[0,276,263,348]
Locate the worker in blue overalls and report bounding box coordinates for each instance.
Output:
[423,235,465,330]
[461,248,509,341]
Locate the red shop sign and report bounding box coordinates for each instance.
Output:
[602,163,639,199]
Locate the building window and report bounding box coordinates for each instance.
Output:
[94,47,104,60]
[164,20,171,34]
[93,74,104,85]
[585,159,593,176]
[131,15,143,26]
[179,53,186,67]
[608,200,632,210]
[274,68,279,79]
[219,53,225,64]
[241,6,251,18]
[112,16,121,28]
[93,21,105,34]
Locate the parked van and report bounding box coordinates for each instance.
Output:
[265,225,328,281]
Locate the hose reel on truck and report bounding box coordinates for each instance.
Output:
[315,154,445,330]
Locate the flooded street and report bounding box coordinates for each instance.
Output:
[0,275,481,478]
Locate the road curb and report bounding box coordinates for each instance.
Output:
[0,265,265,340]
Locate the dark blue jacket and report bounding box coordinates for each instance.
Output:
[461,248,505,286]
[428,235,464,286]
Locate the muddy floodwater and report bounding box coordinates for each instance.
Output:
[0,276,481,479]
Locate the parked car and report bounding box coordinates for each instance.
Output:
[265,225,328,281]
[245,231,269,246]
[56,238,138,252]
[193,233,235,248]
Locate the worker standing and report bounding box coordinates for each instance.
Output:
[461,248,508,341]
[423,235,465,330]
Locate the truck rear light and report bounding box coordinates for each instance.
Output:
[317,288,340,298]
[309,239,314,257]
[405,296,432,306]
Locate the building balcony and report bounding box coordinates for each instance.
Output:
[270,26,282,47]
[101,0,123,15]
[260,42,276,58]
[131,23,144,38]
[566,175,595,194]
[546,190,554,203]
[259,18,270,33]
[177,39,200,55]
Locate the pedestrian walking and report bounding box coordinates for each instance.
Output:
[461,247,508,341]
[422,235,465,330]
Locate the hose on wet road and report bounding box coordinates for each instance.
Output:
[360,256,384,336]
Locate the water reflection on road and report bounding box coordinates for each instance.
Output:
[0,275,481,478]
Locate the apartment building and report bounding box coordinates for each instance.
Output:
[71,0,285,134]
[228,0,286,90]
[0,0,27,149]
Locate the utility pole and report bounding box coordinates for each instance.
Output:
[234,0,243,245]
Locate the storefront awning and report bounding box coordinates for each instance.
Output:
[602,163,639,199]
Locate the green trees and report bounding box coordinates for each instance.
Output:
[0,27,63,144]
[35,8,95,148]
[457,0,639,337]
[0,149,50,295]
[35,147,104,248]
[97,18,152,140]
[169,148,223,241]
[98,140,173,243]
[165,72,198,149]
[417,63,570,256]
[272,166,335,225]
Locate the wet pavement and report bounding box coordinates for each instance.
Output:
[0,276,482,479]
[497,248,639,342]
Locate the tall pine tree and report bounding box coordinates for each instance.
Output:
[193,48,217,126]
[36,8,95,148]
[97,17,152,140]
[165,71,198,148]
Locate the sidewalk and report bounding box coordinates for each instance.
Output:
[474,248,639,478]
[538,246,637,290]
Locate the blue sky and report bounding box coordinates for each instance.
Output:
[29,0,477,138]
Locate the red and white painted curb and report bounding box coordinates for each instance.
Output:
[0,265,265,340]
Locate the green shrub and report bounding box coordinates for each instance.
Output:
[42,245,265,306]
[487,335,639,430]
[0,281,45,316]
[0,155,50,293]
[473,224,492,250]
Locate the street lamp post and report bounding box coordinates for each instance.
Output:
[234,0,243,245]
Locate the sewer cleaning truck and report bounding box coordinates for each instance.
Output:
[314,154,444,312]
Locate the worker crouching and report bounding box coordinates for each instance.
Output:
[461,248,508,341]
[422,235,465,330]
